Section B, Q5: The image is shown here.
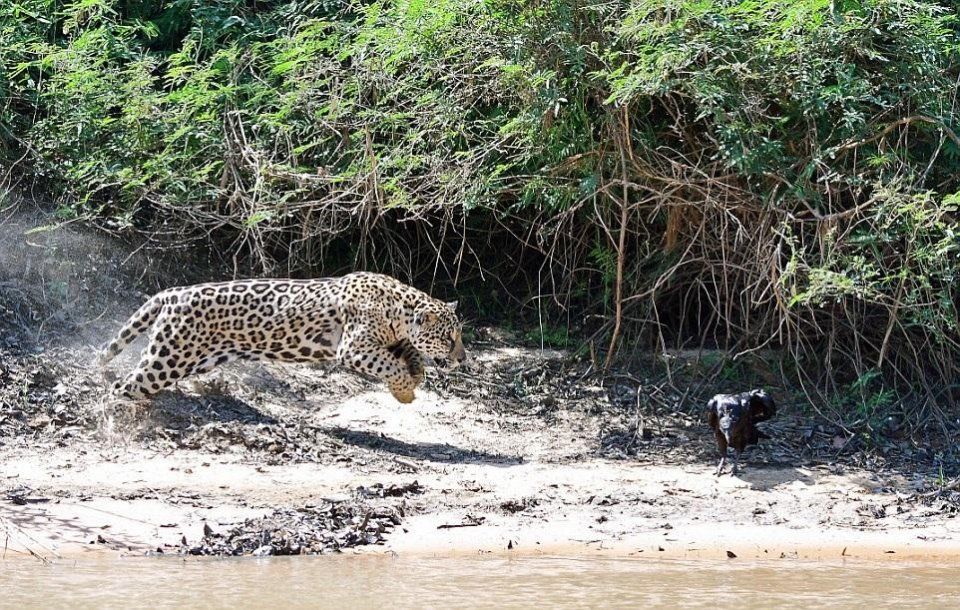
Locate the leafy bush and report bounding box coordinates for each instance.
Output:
[1,0,959,415]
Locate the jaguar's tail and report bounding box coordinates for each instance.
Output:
[96,293,164,367]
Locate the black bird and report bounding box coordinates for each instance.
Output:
[706,389,776,476]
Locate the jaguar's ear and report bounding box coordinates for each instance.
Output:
[446,300,458,312]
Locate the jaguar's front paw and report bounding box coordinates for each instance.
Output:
[389,386,416,404]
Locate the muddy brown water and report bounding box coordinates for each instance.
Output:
[4,555,959,608]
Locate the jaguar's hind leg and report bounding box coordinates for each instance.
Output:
[110,317,206,400]
[112,357,179,399]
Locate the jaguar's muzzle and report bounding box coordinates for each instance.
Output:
[438,336,467,370]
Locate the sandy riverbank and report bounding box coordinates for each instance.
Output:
[3,356,959,563]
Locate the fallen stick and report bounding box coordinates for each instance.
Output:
[0,515,59,564]
[392,457,419,472]
[437,516,484,529]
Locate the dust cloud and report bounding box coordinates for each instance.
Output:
[0,192,183,355]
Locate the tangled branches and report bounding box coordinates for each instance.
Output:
[2,0,959,419]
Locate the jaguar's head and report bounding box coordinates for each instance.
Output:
[410,300,466,368]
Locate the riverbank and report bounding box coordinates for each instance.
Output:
[3,343,959,563]
[2,209,959,564]
[4,430,960,562]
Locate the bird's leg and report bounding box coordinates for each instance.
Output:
[730,449,741,476]
[715,448,727,477]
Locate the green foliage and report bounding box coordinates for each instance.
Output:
[831,368,896,431]
[785,186,960,346]
[589,242,617,306]
[524,325,573,349]
[610,0,958,192]
[6,1,954,220]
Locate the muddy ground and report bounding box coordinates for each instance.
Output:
[3,202,960,562]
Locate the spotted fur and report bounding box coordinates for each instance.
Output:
[98,272,466,403]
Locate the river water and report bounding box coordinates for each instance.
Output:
[4,555,958,608]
